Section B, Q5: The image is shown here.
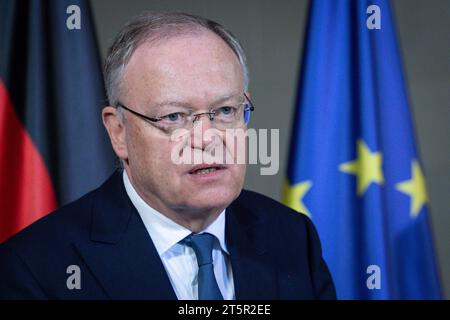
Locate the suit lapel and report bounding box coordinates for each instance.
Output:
[226,195,278,299]
[72,171,277,300]
[73,171,177,299]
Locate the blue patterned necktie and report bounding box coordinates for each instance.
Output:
[184,233,223,300]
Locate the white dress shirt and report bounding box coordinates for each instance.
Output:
[123,171,235,300]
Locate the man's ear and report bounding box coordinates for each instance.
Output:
[102,106,128,160]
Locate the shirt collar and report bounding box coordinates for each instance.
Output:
[123,170,228,256]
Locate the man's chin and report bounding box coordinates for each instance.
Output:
[181,187,240,212]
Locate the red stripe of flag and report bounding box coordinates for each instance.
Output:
[0,79,57,243]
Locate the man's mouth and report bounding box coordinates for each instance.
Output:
[188,165,225,175]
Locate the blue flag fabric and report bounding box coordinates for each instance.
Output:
[283,0,442,299]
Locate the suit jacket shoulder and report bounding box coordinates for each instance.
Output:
[226,189,336,300]
[0,184,103,299]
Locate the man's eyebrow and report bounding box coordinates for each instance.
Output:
[212,93,241,105]
[151,93,242,109]
[152,100,188,109]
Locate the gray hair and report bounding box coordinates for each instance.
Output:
[104,11,250,108]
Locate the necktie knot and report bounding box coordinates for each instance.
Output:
[184,233,215,267]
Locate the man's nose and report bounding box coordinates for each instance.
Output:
[190,114,215,150]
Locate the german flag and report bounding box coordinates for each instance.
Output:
[0,0,115,243]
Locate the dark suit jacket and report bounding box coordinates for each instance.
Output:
[0,170,336,299]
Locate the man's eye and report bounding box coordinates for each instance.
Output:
[161,112,185,123]
[216,106,236,115]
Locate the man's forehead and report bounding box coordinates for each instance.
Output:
[121,32,244,108]
[128,31,239,71]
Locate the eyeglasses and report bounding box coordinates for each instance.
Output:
[116,94,255,135]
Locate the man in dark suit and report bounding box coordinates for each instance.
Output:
[0,12,335,300]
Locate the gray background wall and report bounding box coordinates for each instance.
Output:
[90,0,450,298]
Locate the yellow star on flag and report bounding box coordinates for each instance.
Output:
[396,160,428,218]
[339,139,384,196]
[282,180,312,217]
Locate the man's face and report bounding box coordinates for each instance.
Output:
[105,31,247,218]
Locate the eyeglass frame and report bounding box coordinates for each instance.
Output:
[115,93,255,133]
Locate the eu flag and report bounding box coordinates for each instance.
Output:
[283,0,442,299]
[0,0,115,243]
